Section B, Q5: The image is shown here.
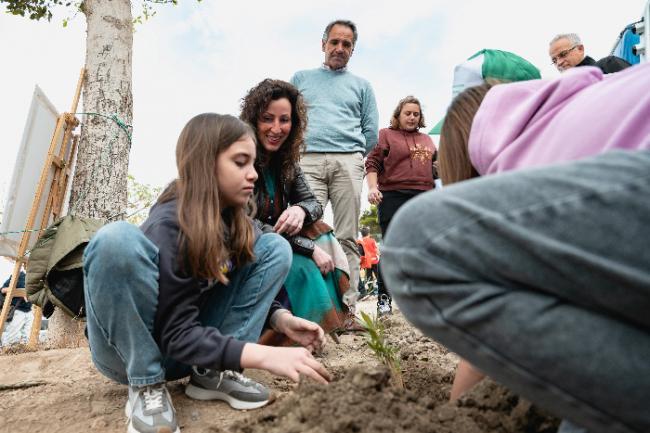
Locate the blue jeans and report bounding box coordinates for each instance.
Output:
[382,150,650,433]
[83,221,291,386]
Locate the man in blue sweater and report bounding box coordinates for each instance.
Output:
[290,19,378,301]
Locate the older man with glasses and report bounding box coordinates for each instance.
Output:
[549,33,631,74]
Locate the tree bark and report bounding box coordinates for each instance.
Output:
[48,0,133,348]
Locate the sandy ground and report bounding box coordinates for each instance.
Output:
[0,298,558,433]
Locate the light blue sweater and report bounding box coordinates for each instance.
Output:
[290,67,378,155]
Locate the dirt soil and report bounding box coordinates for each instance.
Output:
[0,298,559,433]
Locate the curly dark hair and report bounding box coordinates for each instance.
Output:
[240,79,307,182]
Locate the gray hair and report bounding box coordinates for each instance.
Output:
[322,20,358,45]
[549,33,582,46]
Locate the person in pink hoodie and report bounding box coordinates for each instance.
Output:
[439,62,650,183]
[365,95,437,316]
[382,62,650,433]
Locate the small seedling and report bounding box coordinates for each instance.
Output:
[358,311,404,389]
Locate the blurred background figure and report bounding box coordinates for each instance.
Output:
[0,269,34,346]
[549,33,631,73]
[357,226,379,299]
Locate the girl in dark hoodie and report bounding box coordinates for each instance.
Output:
[83,113,329,433]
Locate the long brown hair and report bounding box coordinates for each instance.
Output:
[389,95,426,130]
[240,79,307,181]
[438,83,495,185]
[158,113,256,283]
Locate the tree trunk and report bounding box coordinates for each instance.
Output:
[48,0,133,349]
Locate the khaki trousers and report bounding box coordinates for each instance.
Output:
[300,152,364,301]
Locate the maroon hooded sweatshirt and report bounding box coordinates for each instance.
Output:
[365,128,437,191]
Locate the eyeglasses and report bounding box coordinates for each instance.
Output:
[551,45,578,65]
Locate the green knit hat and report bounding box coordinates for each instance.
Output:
[429,49,541,135]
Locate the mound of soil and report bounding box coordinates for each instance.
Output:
[232,366,558,433]
[231,307,558,433]
[0,299,558,433]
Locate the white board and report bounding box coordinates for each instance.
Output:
[0,86,63,258]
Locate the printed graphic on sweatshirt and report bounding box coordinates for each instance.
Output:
[410,143,433,165]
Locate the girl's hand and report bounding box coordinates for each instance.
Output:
[368,187,383,205]
[241,343,331,384]
[312,245,335,275]
[273,311,326,353]
[274,206,307,236]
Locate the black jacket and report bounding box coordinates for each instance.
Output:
[578,55,631,74]
[577,55,598,67]
[254,163,323,256]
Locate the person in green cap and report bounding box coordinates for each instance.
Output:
[425,48,541,404]
[429,49,541,136]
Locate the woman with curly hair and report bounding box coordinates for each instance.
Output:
[241,79,355,344]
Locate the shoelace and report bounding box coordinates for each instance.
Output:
[224,370,254,387]
[142,386,165,412]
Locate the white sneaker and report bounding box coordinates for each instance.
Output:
[185,368,270,410]
[377,294,392,317]
[125,383,180,433]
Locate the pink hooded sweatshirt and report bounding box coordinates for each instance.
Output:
[469,62,650,176]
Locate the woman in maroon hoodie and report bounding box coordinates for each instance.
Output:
[365,96,437,315]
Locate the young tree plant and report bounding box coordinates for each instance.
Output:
[358,311,404,389]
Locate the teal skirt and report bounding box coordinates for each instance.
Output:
[283,232,347,333]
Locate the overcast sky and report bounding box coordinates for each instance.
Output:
[0,0,647,273]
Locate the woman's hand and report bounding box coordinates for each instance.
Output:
[312,245,335,275]
[368,186,383,205]
[273,311,326,353]
[241,343,331,384]
[274,206,307,236]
